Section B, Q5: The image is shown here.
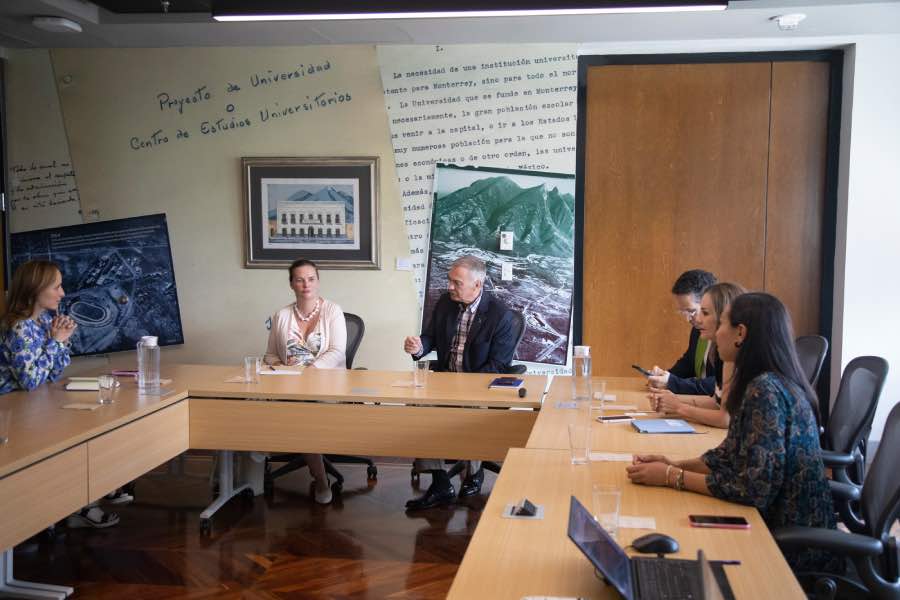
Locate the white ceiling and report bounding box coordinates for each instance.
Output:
[0,0,898,48]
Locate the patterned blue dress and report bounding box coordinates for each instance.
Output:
[702,372,839,572]
[0,311,71,394]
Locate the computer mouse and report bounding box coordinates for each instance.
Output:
[631,533,680,555]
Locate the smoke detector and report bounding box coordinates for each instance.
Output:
[771,13,806,31]
[32,16,83,33]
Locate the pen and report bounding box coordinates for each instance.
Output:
[713,560,742,565]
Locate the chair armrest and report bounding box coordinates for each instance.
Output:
[821,449,856,467]
[774,526,883,557]
[829,479,861,503]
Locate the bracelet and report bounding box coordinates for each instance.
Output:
[665,464,673,487]
[676,468,685,491]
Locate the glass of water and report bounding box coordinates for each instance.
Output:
[413,359,429,388]
[98,374,117,404]
[0,408,11,444]
[593,484,621,539]
[244,356,261,383]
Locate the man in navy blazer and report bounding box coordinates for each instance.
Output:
[648,269,717,396]
[403,255,517,510]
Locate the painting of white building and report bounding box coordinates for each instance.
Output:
[261,178,360,251]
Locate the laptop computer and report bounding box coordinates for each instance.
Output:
[567,496,726,600]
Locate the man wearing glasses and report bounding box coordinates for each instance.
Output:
[647,269,717,396]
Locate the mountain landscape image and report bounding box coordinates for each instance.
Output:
[425,173,575,365]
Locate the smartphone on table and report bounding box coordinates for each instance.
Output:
[689,515,750,529]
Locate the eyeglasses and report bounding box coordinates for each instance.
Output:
[676,308,699,319]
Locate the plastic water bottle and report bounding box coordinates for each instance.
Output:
[571,345,592,402]
[137,335,160,394]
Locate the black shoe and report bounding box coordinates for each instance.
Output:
[458,467,484,498]
[405,481,456,510]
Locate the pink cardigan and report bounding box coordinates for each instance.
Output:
[264,299,347,369]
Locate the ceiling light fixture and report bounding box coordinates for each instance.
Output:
[212,0,727,22]
[32,16,83,33]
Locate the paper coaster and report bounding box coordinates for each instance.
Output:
[589,452,632,462]
[619,515,657,530]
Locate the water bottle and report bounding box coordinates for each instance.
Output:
[571,345,592,402]
[137,335,160,394]
[572,345,593,461]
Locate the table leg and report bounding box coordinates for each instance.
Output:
[0,549,73,598]
[198,450,253,532]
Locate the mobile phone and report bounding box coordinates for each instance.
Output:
[631,364,652,377]
[688,515,750,529]
[597,415,633,423]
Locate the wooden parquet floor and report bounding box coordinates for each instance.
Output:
[13,455,495,599]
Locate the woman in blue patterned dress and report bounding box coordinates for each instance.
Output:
[1,260,123,527]
[1,260,75,393]
[627,292,838,572]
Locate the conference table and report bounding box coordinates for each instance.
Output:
[450,375,805,599]
[0,366,804,599]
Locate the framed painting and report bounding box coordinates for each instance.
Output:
[242,156,380,269]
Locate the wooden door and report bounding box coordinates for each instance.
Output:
[579,58,831,376]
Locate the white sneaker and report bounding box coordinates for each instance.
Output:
[314,483,333,505]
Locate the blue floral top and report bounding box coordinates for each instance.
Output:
[702,372,838,572]
[0,311,71,394]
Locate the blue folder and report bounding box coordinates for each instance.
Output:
[631,419,696,434]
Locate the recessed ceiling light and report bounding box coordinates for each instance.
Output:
[32,16,83,33]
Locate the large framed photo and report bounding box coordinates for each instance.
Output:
[242,157,380,269]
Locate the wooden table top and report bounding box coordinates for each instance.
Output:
[527,375,727,457]
[179,364,546,409]
[0,377,187,479]
[448,447,804,600]
[0,364,546,479]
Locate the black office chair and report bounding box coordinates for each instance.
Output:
[264,312,377,496]
[774,400,900,600]
[421,310,528,482]
[821,356,889,502]
[796,335,829,387]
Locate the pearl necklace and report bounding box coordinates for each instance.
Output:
[295,298,321,322]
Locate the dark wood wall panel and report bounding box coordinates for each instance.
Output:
[765,61,829,336]
[581,63,771,376]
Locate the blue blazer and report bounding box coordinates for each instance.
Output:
[416,292,516,373]
[667,327,717,396]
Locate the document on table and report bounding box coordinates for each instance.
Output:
[619,516,657,530]
[260,369,303,375]
[589,452,633,462]
[61,403,101,411]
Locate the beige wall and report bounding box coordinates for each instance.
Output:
[49,46,416,370]
[5,48,82,232]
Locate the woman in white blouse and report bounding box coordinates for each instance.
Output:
[264,258,347,504]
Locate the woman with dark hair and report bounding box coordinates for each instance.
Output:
[649,282,745,428]
[627,292,837,572]
[261,258,346,504]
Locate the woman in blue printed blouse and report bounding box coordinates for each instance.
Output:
[627,292,837,572]
[1,260,125,527]
[1,260,76,393]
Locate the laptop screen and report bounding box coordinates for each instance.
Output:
[567,496,634,600]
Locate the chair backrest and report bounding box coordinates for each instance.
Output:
[795,335,829,387]
[826,356,889,454]
[510,311,527,357]
[344,312,365,369]
[861,400,900,540]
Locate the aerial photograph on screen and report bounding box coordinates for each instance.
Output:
[426,164,575,366]
[10,213,184,356]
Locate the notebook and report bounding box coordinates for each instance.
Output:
[631,419,696,434]
[488,376,524,389]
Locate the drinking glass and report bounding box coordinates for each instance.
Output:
[244,356,261,383]
[567,424,589,465]
[98,374,117,404]
[0,408,11,444]
[413,359,429,388]
[593,484,621,539]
